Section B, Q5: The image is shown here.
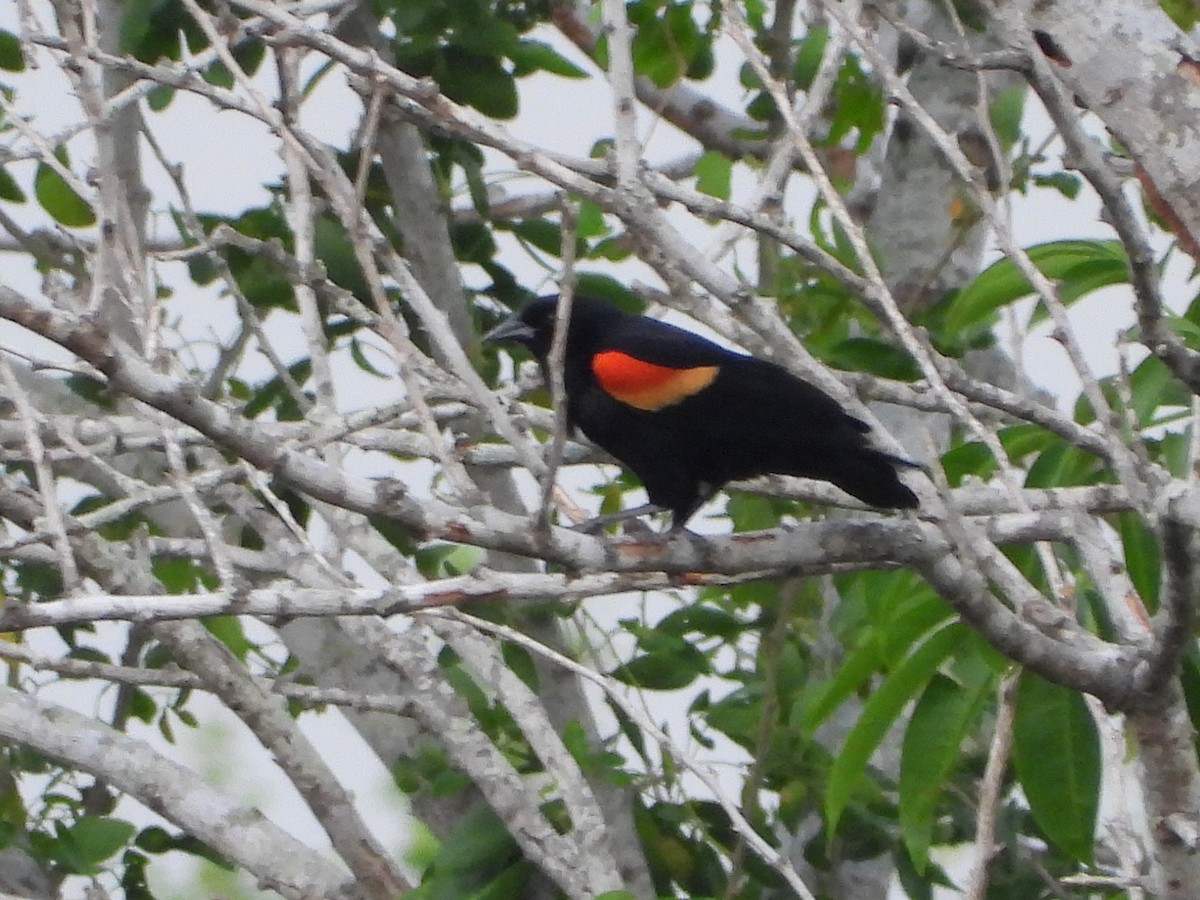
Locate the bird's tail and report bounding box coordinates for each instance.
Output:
[824,448,920,509]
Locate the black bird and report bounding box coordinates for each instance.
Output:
[485,294,918,528]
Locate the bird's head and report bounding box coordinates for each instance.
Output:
[486,294,630,364]
[483,294,560,358]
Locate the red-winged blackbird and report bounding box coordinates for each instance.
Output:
[486,294,919,527]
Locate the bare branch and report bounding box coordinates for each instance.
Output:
[154,620,410,897]
[0,687,354,899]
[336,617,601,899]
[967,672,1018,900]
[539,199,581,526]
[0,357,80,589]
[426,617,624,892]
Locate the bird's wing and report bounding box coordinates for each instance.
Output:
[590,350,719,410]
[588,318,867,434]
[712,356,872,434]
[586,316,734,411]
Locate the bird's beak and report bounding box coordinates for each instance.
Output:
[483,315,536,346]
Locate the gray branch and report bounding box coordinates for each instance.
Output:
[0,687,354,899]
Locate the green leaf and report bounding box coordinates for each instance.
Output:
[793,26,830,90]
[152,557,201,593]
[1013,671,1100,862]
[795,637,880,733]
[1128,354,1190,426]
[135,826,174,854]
[14,560,64,599]
[1025,441,1102,489]
[119,0,162,54]
[1180,652,1200,741]
[437,49,518,119]
[415,543,485,578]
[404,820,440,875]
[630,20,683,87]
[827,54,885,153]
[1117,511,1161,610]
[893,848,934,900]
[315,215,369,299]
[509,39,587,78]
[1161,0,1200,30]
[940,441,996,488]
[232,39,266,78]
[147,83,175,110]
[349,337,390,378]
[509,218,565,257]
[1169,312,1200,351]
[574,272,639,310]
[133,826,228,868]
[685,43,714,80]
[467,862,533,900]
[724,492,785,530]
[988,85,1026,148]
[35,149,95,228]
[612,636,708,690]
[800,576,951,732]
[694,150,732,200]
[876,589,957,665]
[900,672,991,870]
[1032,171,1082,200]
[451,220,498,264]
[574,199,607,239]
[0,29,23,71]
[447,14,520,58]
[65,816,136,871]
[415,543,463,578]
[369,514,417,555]
[434,805,518,874]
[243,359,313,419]
[66,646,111,667]
[944,240,1128,334]
[823,336,921,381]
[1029,257,1133,326]
[120,0,190,62]
[825,623,967,835]
[628,6,705,89]
[0,165,24,203]
[999,423,1060,462]
[127,687,157,724]
[204,59,234,88]
[705,688,767,748]
[655,604,744,640]
[202,616,254,662]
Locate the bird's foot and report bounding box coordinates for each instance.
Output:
[573,503,667,535]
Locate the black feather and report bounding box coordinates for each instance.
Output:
[485,294,919,526]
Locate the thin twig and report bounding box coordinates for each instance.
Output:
[967,671,1019,900]
[539,198,581,526]
[0,356,80,589]
[277,45,338,415]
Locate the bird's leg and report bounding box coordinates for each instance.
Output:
[572,503,667,533]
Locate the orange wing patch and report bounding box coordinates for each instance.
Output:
[592,350,719,411]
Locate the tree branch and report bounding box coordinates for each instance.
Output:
[0,687,355,899]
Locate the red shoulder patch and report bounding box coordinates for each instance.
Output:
[592,350,719,410]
